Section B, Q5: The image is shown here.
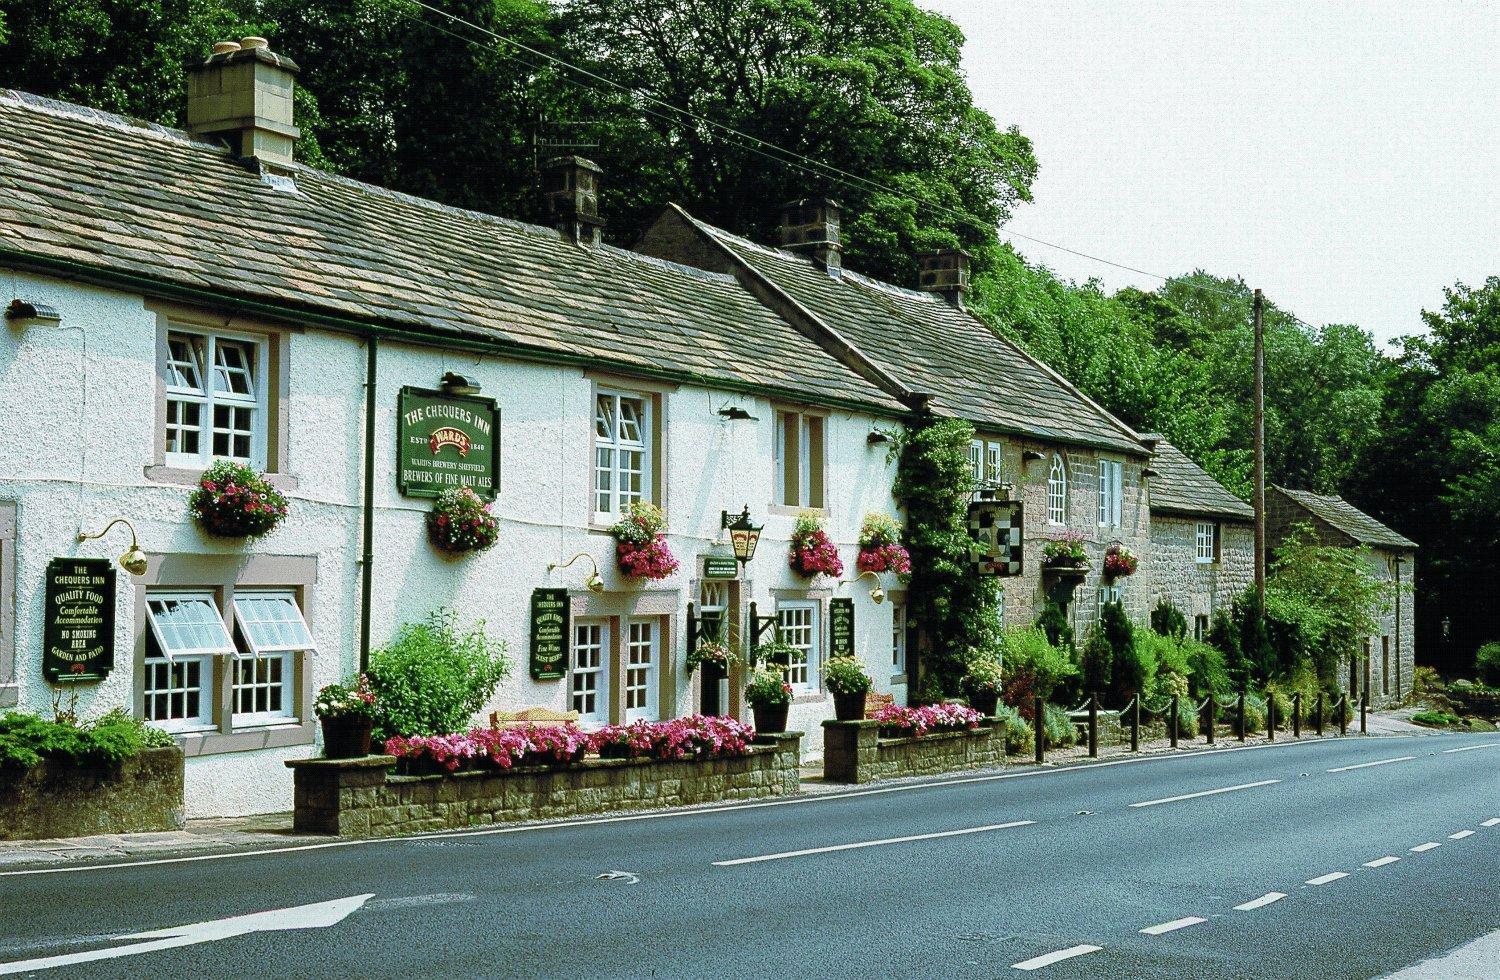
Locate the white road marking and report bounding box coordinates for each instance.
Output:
[712,820,1035,866]
[1011,945,1103,971]
[1449,830,1475,840]
[1305,872,1349,885]
[1140,917,1207,935]
[1128,779,1279,808]
[1482,818,1500,827]
[1326,755,1415,773]
[0,894,371,975]
[1233,892,1286,911]
[1442,743,1500,754]
[1410,842,1441,852]
[1364,856,1401,868]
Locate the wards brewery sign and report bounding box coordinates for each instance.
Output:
[43,558,116,682]
[828,597,855,660]
[397,387,500,500]
[529,587,570,680]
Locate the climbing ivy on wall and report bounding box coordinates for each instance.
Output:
[892,415,1003,701]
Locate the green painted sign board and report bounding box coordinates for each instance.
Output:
[396,387,500,500]
[529,587,570,680]
[43,558,115,683]
[703,555,739,580]
[829,597,855,660]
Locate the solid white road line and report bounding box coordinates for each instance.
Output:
[1364,856,1401,868]
[1305,872,1349,885]
[1233,892,1286,911]
[1326,755,1415,773]
[1128,779,1279,808]
[1410,842,1442,853]
[1140,917,1207,935]
[1482,818,1500,827]
[1449,830,1475,840]
[1442,743,1500,754]
[711,820,1035,866]
[1011,945,1103,971]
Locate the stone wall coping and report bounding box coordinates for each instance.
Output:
[285,754,397,771]
[821,718,1000,730]
[874,728,988,748]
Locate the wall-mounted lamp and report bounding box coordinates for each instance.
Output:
[842,569,886,604]
[721,506,763,566]
[866,430,891,446]
[439,371,481,396]
[77,518,149,576]
[718,406,757,421]
[548,552,605,594]
[1021,450,1044,463]
[5,299,61,327]
[1141,467,1160,478]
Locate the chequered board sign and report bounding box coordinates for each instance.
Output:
[968,499,1023,576]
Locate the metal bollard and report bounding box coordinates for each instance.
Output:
[1293,692,1302,738]
[1131,697,1140,752]
[1315,692,1324,736]
[1237,692,1247,742]
[1360,694,1368,734]
[1205,697,1216,745]
[1034,695,1045,764]
[1169,696,1179,748]
[1267,694,1275,742]
[1339,695,1348,736]
[1088,696,1099,758]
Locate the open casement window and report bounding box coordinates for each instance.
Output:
[969,438,1003,487]
[624,618,660,722]
[1097,459,1123,527]
[144,593,234,732]
[776,600,820,691]
[231,592,311,724]
[1195,522,1219,563]
[594,390,652,518]
[774,410,826,509]
[1047,454,1068,524]
[570,618,610,725]
[163,328,268,469]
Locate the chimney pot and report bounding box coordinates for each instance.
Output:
[540,155,606,245]
[186,38,300,166]
[917,248,971,309]
[239,36,269,50]
[779,198,842,275]
[212,41,242,55]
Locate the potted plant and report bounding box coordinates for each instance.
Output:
[686,639,737,676]
[1041,531,1089,574]
[823,656,872,721]
[314,675,377,759]
[426,487,499,554]
[188,459,289,539]
[609,502,680,580]
[856,512,912,576]
[745,665,793,733]
[1103,543,1138,579]
[961,657,1004,717]
[789,510,844,578]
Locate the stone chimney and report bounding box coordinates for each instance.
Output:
[540,156,606,245]
[918,249,971,309]
[779,199,842,275]
[186,37,300,166]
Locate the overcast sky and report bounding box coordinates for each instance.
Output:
[923,0,1499,346]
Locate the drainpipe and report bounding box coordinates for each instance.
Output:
[358,336,378,674]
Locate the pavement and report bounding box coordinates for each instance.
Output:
[0,730,1494,978]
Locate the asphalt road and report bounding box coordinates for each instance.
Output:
[0,733,1495,979]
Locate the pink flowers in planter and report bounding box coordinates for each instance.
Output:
[1103,543,1138,578]
[593,716,757,761]
[789,511,844,578]
[856,513,911,575]
[873,702,983,736]
[609,502,680,580]
[188,459,289,539]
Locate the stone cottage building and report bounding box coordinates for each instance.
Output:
[1267,487,1416,707]
[1142,437,1255,640]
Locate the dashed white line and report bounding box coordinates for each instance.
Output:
[1306,872,1349,885]
[1011,945,1103,971]
[1234,892,1286,911]
[1410,842,1442,853]
[712,820,1035,866]
[1140,917,1207,935]
[1482,818,1500,827]
[1326,755,1415,773]
[1442,743,1500,754]
[1364,856,1401,868]
[1128,779,1280,808]
[1449,830,1475,840]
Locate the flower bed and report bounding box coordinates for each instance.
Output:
[872,702,983,737]
[823,708,1012,785]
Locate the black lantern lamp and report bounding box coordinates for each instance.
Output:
[721,506,763,567]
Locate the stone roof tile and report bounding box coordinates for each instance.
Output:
[1144,438,1254,520]
[1273,487,1417,550]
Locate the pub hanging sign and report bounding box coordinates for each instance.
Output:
[397,386,501,500]
[43,558,116,683]
[529,587,570,681]
[968,498,1024,576]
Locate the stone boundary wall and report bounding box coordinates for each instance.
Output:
[822,719,1010,784]
[285,732,802,838]
[0,746,184,840]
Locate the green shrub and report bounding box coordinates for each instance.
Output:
[1101,602,1141,705]
[0,709,171,769]
[1172,699,1200,739]
[1001,627,1077,699]
[1079,626,1112,700]
[993,702,1034,754]
[1262,686,1293,730]
[1447,681,1500,718]
[1412,710,1461,728]
[1151,597,1187,640]
[1412,665,1443,694]
[367,609,511,738]
[1183,639,1229,699]
[1035,600,1075,651]
[1476,643,1500,687]
[1150,670,1189,702]
[1041,702,1077,748]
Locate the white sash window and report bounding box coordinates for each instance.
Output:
[624,619,659,722]
[571,619,610,724]
[163,329,267,468]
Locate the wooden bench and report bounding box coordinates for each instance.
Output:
[488,707,581,729]
[864,691,895,720]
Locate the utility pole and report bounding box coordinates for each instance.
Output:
[1252,287,1266,598]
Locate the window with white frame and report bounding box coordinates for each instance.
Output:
[144,593,235,731]
[891,602,906,674]
[1098,459,1123,527]
[968,437,1003,487]
[1195,521,1218,563]
[774,410,825,508]
[624,618,659,722]
[1193,614,1209,642]
[594,390,651,517]
[230,592,312,724]
[777,601,820,690]
[699,581,729,643]
[1097,583,1122,622]
[1047,454,1068,524]
[571,619,609,723]
[163,329,267,468]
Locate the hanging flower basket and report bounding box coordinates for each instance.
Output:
[686,640,738,676]
[856,512,910,575]
[188,460,288,539]
[789,510,844,578]
[1041,531,1089,574]
[1103,543,1138,579]
[609,502,679,580]
[426,487,499,554]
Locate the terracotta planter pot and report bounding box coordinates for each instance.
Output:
[320,716,373,759]
[832,690,867,721]
[967,690,999,717]
[751,701,789,734]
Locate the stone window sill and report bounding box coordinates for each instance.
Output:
[176,720,315,757]
[145,464,299,493]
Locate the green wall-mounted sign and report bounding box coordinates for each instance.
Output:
[529,587,570,680]
[43,558,115,683]
[397,386,500,500]
[703,555,739,580]
[829,597,855,660]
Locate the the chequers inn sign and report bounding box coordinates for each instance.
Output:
[396,386,501,500]
[42,558,116,682]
